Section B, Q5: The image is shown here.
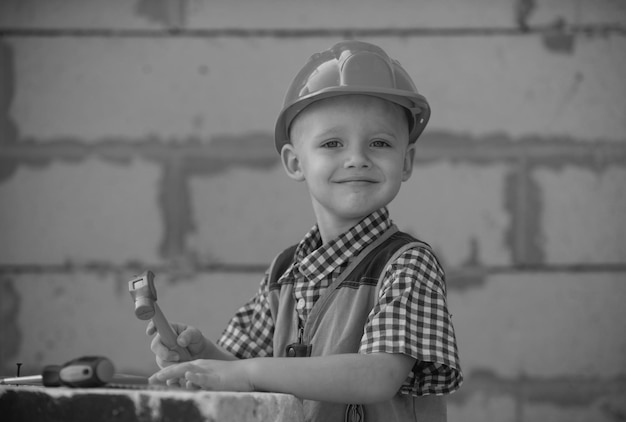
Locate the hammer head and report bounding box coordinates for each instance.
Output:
[128,271,157,320]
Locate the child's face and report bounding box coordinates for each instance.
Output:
[281,94,415,230]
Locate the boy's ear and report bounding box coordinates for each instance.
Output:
[281,143,305,181]
[401,143,416,182]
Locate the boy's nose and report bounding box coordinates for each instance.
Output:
[344,146,371,168]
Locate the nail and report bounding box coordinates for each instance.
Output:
[16,363,23,377]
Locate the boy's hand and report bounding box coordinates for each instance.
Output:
[148,359,254,392]
[146,321,207,368]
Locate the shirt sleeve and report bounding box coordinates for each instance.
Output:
[359,246,463,396]
[217,272,275,359]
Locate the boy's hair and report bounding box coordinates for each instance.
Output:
[274,40,431,153]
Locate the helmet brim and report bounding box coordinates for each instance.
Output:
[274,87,431,153]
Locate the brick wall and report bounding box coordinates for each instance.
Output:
[1,1,625,421]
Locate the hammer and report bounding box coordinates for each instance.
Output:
[128,271,192,362]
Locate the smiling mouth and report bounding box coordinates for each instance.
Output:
[336,179,377,184]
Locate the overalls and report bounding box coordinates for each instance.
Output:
[266,225,447,422]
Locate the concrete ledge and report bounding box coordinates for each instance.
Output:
[0,385,304,422]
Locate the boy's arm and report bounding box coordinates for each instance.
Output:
[250,353,416,403]
[147,266,276,367]
[149,352,415,404]
[147,321,239,366]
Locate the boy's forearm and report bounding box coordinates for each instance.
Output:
[201,338,239,361]
[247,352,415,404]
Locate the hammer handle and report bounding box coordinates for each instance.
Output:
[152,303,192,362]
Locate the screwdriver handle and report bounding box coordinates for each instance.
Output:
[59,356,114,387]
[40,356,114,387]
[42,365,62,386]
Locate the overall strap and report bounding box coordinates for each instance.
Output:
[267,244,298,287]
[304,225,399,338]
[374,240,433,299]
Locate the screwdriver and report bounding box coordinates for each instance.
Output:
[0,356,114,388]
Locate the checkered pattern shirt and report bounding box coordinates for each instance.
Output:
[218,207,463,395]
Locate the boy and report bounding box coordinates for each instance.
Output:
[147,40,462,421]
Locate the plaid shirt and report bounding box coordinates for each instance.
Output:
[218,208,463,395]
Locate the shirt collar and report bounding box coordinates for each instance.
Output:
[290,207,393,284]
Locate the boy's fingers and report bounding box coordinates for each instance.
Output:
[151,335,181,363]
[178,326,205,350]
[167,378,182,387]
[177,330,193,347]
[156,350,180,365]
[156,355,179,369]
[185,372,218,390]
[146,321,156,336]
[148,373,181,385]
[151,362,190,383]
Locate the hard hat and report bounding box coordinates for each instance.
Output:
[274,40,431,153]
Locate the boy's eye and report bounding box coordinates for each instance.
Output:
[321,139,341,148]
[371,139,391,148]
